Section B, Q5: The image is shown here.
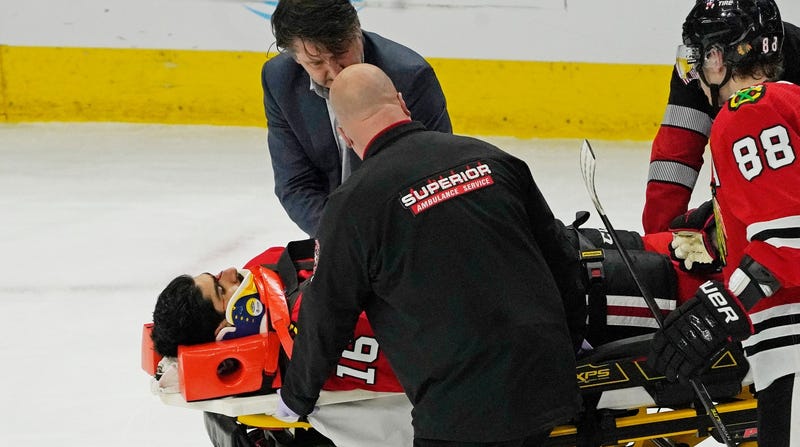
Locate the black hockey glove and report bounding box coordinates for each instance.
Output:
[648,280,753,382]
[668,200,722,274]
[728,255,781,310]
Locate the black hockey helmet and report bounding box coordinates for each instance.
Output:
[676,0,783,83]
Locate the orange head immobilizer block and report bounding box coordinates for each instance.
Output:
[141,322,284,401]
[177,331,282,401]
[141,264,294,402]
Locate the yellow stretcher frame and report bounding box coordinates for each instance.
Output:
[547,391,758,446]
[236,390,758,447]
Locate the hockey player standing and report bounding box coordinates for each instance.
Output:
[276,63,584,446]
[648,1,800,445]
[642,0,800,234]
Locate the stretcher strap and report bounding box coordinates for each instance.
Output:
[250,266,295,359]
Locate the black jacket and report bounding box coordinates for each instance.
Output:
[281,122,583,441]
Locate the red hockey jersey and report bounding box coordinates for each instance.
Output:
[244,244,403,393]
[710,81,800,390]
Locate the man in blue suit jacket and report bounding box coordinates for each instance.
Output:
[262,0,452,237]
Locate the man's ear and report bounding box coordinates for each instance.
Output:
[703,47,726,76]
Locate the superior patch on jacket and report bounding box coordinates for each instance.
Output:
[399,162,494,215]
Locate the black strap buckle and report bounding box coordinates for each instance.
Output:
[580,249,605,284]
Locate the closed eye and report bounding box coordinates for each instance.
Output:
[204,272,223,301]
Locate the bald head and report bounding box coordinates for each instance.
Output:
[330,63,399,121]
[330,63,411,158]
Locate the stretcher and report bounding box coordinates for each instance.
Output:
[142,323,759,446]
[548,334,758,446]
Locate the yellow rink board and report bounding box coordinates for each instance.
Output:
[0,45,672,140]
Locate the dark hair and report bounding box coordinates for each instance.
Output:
[732,52,784,81]
[151,275,223,357]
[271,0,361,55]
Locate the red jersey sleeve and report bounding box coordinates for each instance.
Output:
[645,126,710,233]
[245,246,404,393]
[644,72,715,234]
[642,231,722,304]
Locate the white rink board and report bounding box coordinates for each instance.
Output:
[2,0,798,64]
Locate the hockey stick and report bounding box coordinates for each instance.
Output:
[579,139,736,447]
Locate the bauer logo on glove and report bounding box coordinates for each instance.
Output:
[647,280,753,382]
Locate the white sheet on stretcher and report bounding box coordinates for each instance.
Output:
[153,379,702,447]
[154,383,402,417]
[152,357,413,447]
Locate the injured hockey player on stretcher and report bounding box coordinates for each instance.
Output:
[142,212,757,447]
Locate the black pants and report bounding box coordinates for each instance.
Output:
[413,429,551,447]
[757,373,798,447]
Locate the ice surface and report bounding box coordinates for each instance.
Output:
[0,122,713,446]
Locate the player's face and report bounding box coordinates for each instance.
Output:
[193,268,243,314]
[698,47,730,106]
[291,36,364,89]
